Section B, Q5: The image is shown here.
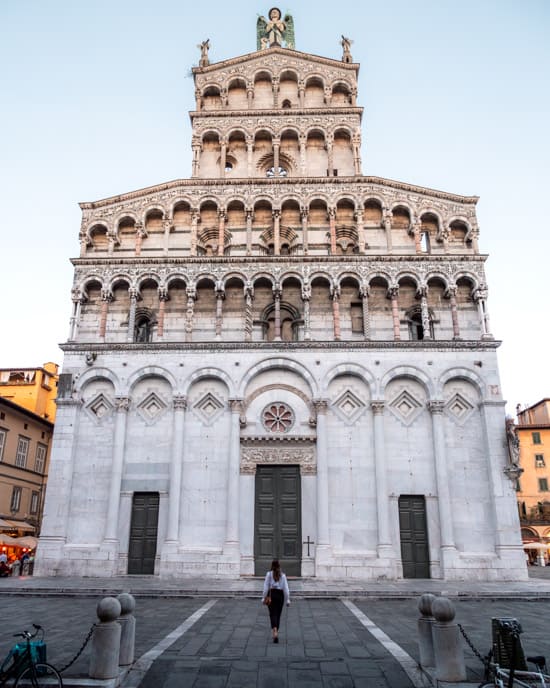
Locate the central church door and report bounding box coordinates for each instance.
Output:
[254,465,301,576]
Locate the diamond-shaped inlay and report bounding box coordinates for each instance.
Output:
[445,392,475,424]
[85,393,114,423]
[137,392,167,424]
[331,389,366,425]
[388,390,423,426]
[193,391,224,425]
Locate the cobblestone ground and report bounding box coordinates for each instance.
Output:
[1,594,550,687]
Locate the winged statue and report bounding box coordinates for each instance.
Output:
[257,8,295,50]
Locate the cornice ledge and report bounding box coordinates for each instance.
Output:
[190,107,364,118]
[79,175,478,210]
[70,254,488,267]
[60,340,501,353]
[241,435,316,443]
[192,46,359,73]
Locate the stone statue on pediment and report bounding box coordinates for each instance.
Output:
[257,8,295,50]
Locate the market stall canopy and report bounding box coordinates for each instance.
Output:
[0,534,19,545]
[523,543,549,549]
[2,520,35,532]
[15,536,37,549]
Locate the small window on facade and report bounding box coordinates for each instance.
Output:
[225,161,233,172]
[282,99,291,109]
[30,491,39,514]
[533,432,542,444]
[420,231,430,253]
[10,486,21,512]
[535,454,546,468]
[333,169,338,176]
[0,429,6,461]
[538,478,548,492]
[35,443,47,473]
[15,436,29,468]
[134,318,151,343]
[266,166,288,178]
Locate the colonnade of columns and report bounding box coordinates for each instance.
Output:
[69,279,492,343]
[195,80,358,112]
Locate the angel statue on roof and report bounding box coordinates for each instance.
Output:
[257,8,295,50]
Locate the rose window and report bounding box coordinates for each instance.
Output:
[262,402,294,433]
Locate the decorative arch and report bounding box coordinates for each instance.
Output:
[322,363,376,395]
[127,366,178,394]
[183,367,235,396]
[76,367,121,394]
[437,367,486,399]
[379,365,434,398]
[239,357,318,398]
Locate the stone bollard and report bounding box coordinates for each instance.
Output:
[117,592,136,666]
[432,596,467,682]
[89,596,122,680]
[418,593,436,667]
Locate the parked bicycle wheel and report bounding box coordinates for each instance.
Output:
[14,662,63,687]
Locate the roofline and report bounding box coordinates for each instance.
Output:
[79,175,479,210]
[0,397,55,428]
[518,398,550,414]
[192,45,359,75]
[0,364,59,375]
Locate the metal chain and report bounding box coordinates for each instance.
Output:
[457,623,490,668]
[58,623,97,674]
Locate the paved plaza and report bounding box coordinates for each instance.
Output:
[2,570,550,687]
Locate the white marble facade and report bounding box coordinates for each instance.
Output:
[36,22,527,581]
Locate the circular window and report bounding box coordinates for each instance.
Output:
[262,402,294,433]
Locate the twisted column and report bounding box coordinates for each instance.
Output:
[328,207,337,254]
[273,284,282,341]
[331,284,341,341]
[127,288,137,342]
[244,283,253,342]
[157,288,167,340]
[360,285,370,340]
[418,286,432,340]
[184,285,196,342]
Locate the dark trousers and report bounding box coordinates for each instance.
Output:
[268,589,284,629]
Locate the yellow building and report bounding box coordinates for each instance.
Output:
[0,397,54,537]
[516,399,550,563]
[0,362,59,422]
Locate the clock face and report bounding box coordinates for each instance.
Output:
[266,166,288,178]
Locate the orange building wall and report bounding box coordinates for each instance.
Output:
[0,362,59,421]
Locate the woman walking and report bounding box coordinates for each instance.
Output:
[262,559,290,643]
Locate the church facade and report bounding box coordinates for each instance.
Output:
[36,13,526,580]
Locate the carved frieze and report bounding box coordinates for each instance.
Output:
[240,438,316,474]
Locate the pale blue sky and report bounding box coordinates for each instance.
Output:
[1,1,548,414]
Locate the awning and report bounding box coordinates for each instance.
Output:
[2,520,35,533]
[523,543,549,550]
[15,536,37,549]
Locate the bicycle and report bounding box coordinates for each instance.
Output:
[0,624,63,687]
[479,660,550,687]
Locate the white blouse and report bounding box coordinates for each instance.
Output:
[262,570,290,604]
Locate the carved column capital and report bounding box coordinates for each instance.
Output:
[100,288,113,302]
[371,401,385,415]
[173,395,187,411]
[158,286,168,301]
[428,400,445,415]
[312,399,329,414]
[115,397,131,413]
[228,398,244,414]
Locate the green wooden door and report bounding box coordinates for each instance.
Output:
[128,492,159,574]
[399,495,430,578]
[255,465,301,576]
